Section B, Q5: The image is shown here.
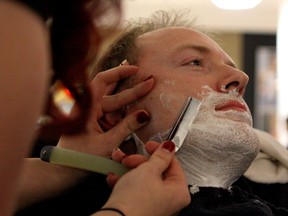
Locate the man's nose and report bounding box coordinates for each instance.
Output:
[219,67,249,96]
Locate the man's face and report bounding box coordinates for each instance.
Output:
[122,27,260,187]
[127,27,250,142]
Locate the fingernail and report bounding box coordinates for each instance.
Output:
[113,148,121,152]
[162,141,175,153]
[121,154,128,160]
[120,59,129,66]
[144,75,153,81]
[136,111,150,124]
[124,135,131,141]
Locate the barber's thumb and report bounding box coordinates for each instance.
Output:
[149,141,175,171]
[161,141,176,153]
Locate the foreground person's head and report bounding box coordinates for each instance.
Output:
[96,11,260,189]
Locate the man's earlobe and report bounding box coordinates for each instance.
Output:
[119,138,137,155]
[99,111,123,131]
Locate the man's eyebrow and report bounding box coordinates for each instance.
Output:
[174,44,237,68]
[175,44,211,54]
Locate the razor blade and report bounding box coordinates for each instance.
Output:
[167,97,201,151]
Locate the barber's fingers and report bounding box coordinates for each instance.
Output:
[112,141,170,169]
[105,110,150,146]
[121,141,161,168]
[101,77,154,112]
[148,141,187,184]
[146,141,176,175]
[122,154,149,168]
[145,141,161,155]
[111,148,126,162]
[112,149,149,169]
[164,157,187,183]
[106,172,120,188]
[91,65,139,94]
[109,149,148,188]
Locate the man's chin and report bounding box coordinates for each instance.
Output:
[215,111,253,127]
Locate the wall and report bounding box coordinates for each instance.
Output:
[214,32,243,70]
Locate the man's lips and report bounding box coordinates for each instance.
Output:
[215,100,247,112]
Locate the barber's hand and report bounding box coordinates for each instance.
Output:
[107,141,160,186]
[102,141,191,216]
[57,65,154,157]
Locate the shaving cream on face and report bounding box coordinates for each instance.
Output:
[134,90,183,155]
[133,79,187,142]
[135,87,260,189]
[159,80,183,111]
[176,88,260,188]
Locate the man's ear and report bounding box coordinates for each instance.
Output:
[99,111,123,131]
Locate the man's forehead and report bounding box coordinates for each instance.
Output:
[135,27,236,67]
[136,27,215,51]
[139,27,203,38]
[137,27,220,52]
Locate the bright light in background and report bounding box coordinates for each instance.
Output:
[276,0,288,146]
[52,81,75,116]
[210,0,263,10]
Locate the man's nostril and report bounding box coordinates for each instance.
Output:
[225,81,240,90]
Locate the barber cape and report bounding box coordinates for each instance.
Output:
[178,186,288,216]
[178,129,288,216]
[244,128,288,184]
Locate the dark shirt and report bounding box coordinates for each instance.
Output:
[179,186,288,216]
[16,179,288,216]
[233,176,288,209]
[15,175,111,216]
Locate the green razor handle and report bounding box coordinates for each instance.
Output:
[40,146,129,176]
